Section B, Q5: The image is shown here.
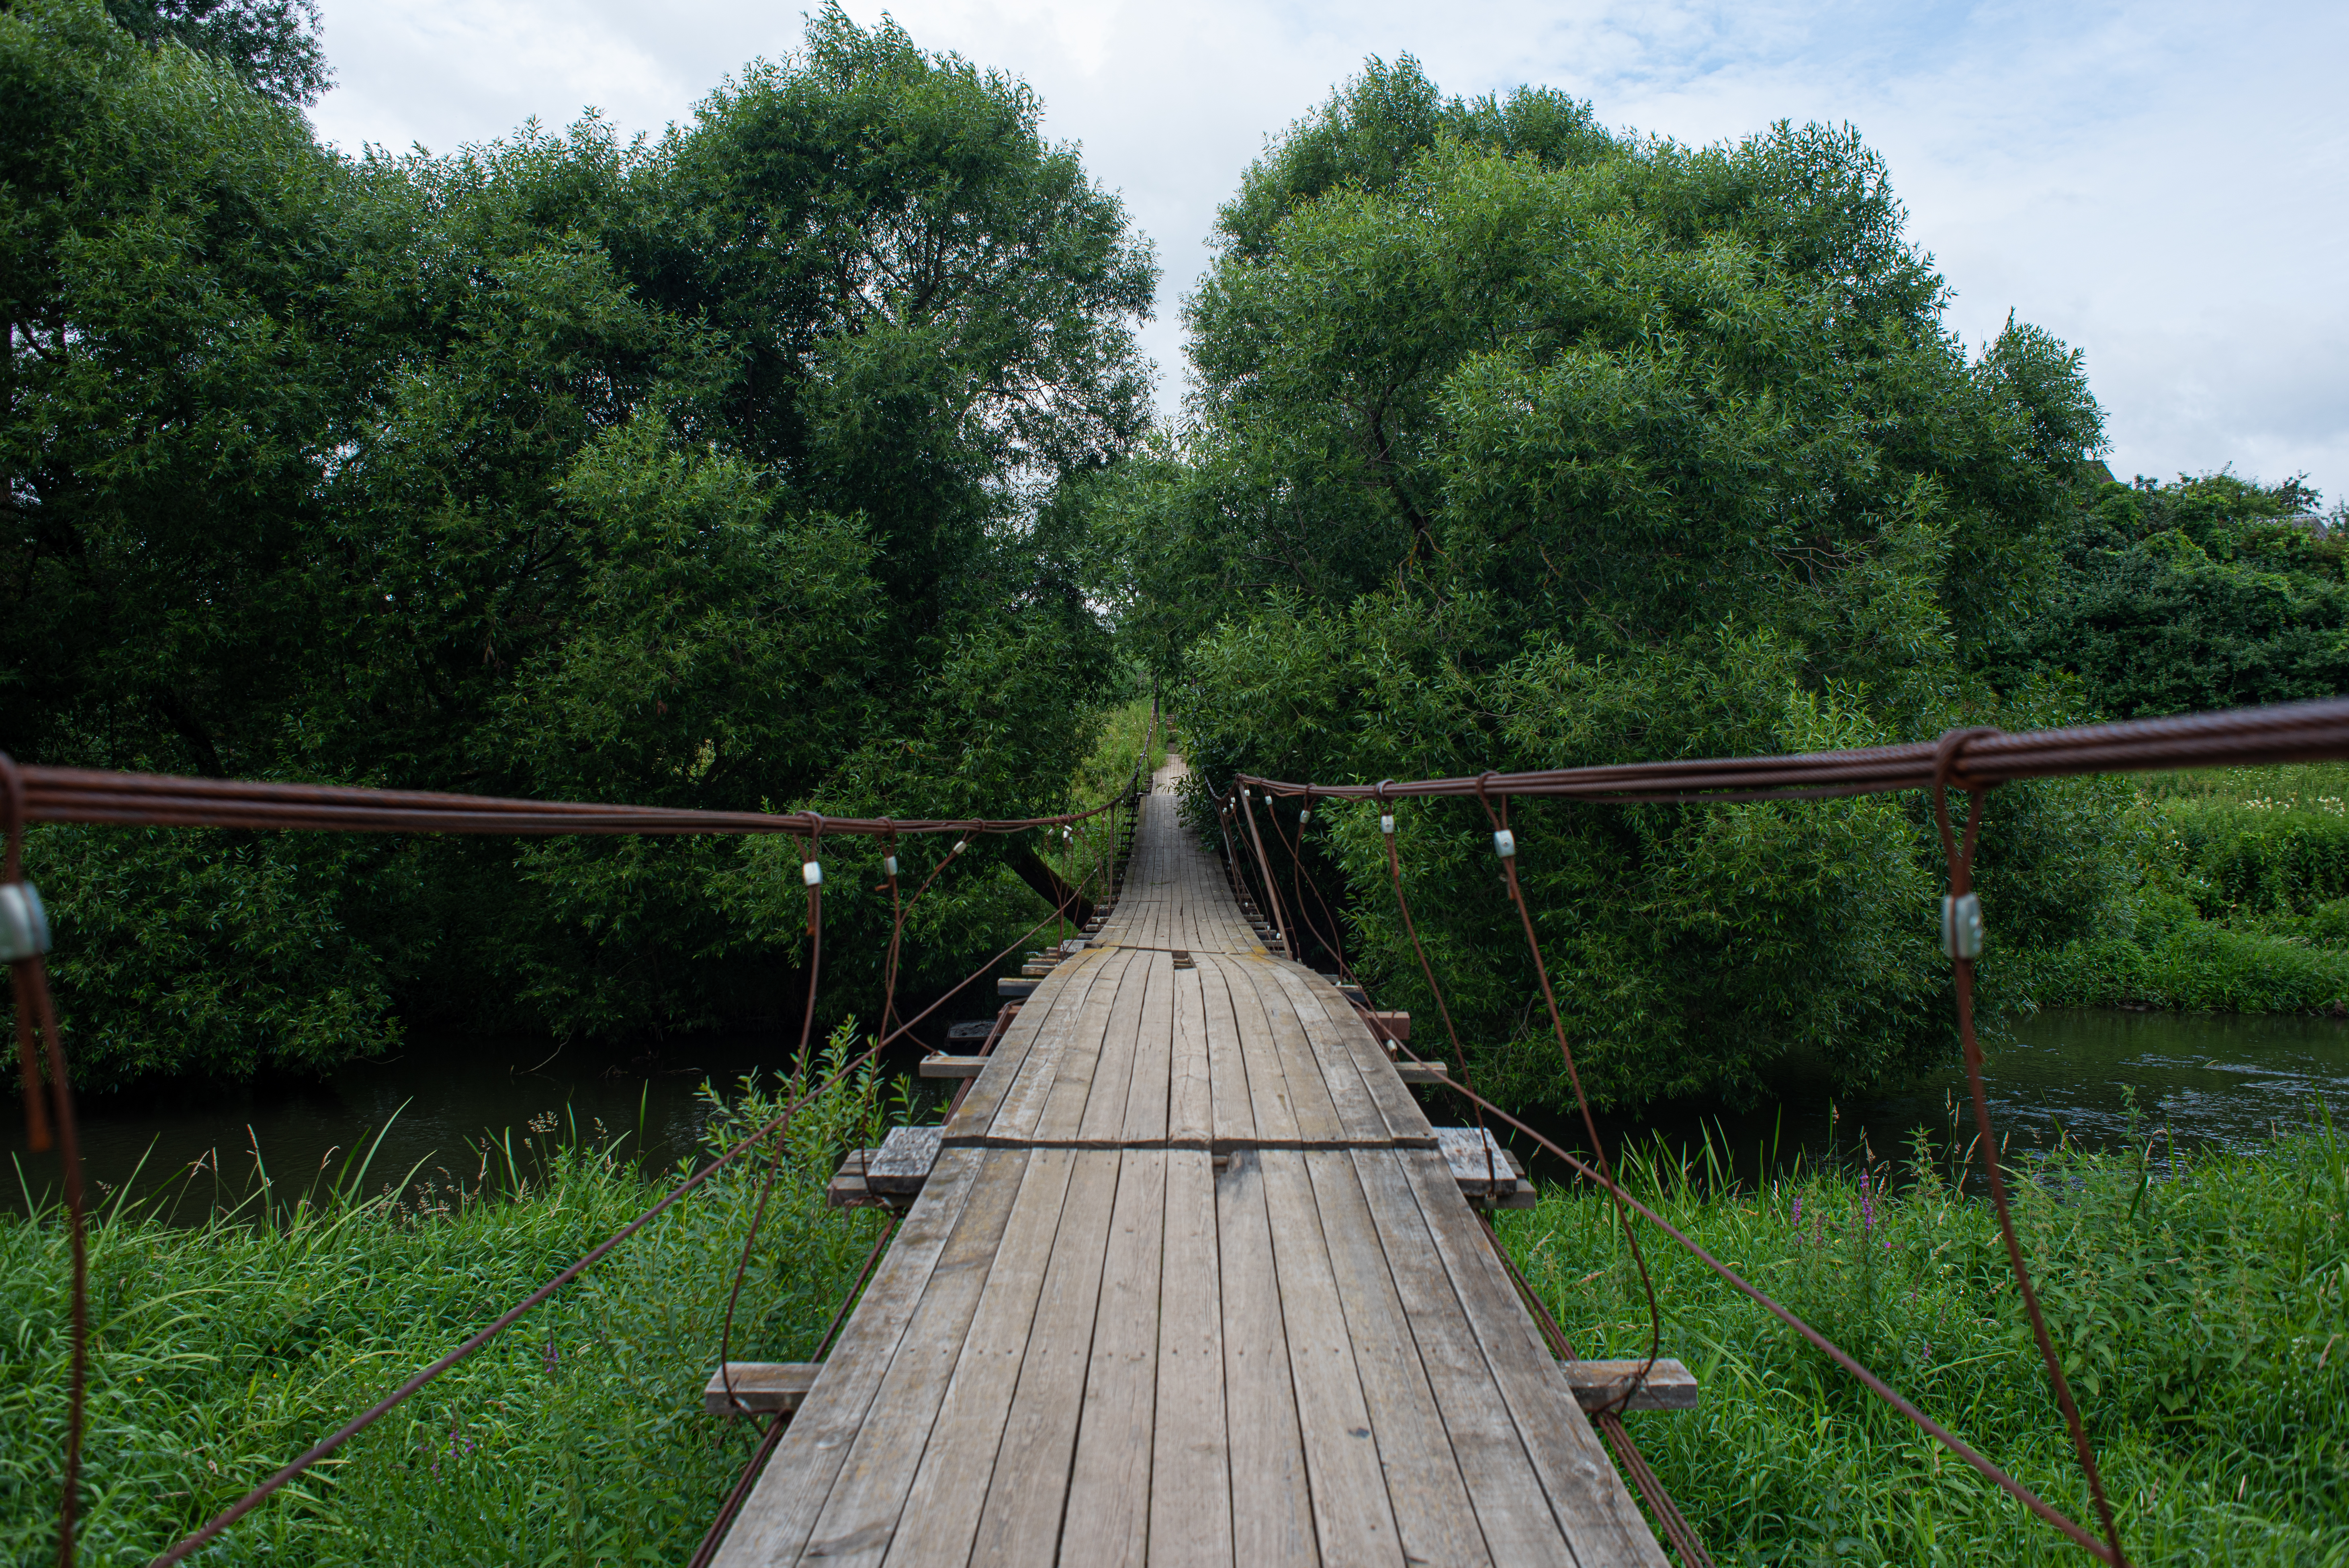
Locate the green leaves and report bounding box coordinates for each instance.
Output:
[1148,60,2119,1110]
[2,2,1154,1081]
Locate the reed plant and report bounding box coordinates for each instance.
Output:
[1501,1107,2349,1564]
[0,1022,900,1565]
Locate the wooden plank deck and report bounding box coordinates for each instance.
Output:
[712,759,1668,1568]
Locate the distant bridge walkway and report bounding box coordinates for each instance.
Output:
[711,759,1666,1567]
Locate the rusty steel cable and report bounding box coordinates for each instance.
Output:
[1472,778,1665,1417]
[1475,1210,1714,1568]
[1374,788,1500,1202]
[1184,703,2349,1562]
[1233,695,2349,806]
[4,756,86,1568]
[15,765,1134,838]
[1933,733,2130,1566]
[717,832,826,1422]
[685,1406,793,1568]
[1417,1060,2124,1561]
[1237,789,1292,954]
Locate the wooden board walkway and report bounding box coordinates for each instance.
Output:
[712,760,1668,1568]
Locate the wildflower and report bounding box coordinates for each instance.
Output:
[1791,1194,1802,1229]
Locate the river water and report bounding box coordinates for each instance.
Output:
[8,1008,2348,1217]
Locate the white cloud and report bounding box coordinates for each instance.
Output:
[311,0,2349,501]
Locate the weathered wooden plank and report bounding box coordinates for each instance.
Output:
[1264,966,1390,1145]
[1238,965,1346,1144]
[1217,957,1300,1144]
[1059,1151,1169,1566]
[1433,1126,1516,1195]
[918,1055,988,1079]
[985,949,1133,1144]
[1258,1148,1406,1566]
[967,1147,1124,1567]
[790,1148,1031,1566]
[1346,1150,1580,1568]
[860,1125,939,1196]
[881,1147,1082,1568]
[704,1362,821,1417]
[1166,965,1213,1147]
[1300,983,1434,1145]
[1216,1147,1317,1566]
[1066,947,1153,1142]
[1150,1148,1232,1568]
[1301,1150,1493,1566]
[945,950,1111,1141]
[1121,951,1176,1145]
[711,1146,988,1567]
[1199,957,1256,1147]
[1565,1359,1699,1413]
[1393,1148,1669,1567]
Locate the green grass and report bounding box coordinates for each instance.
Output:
[1500,1113,2349,1564]
[2020,765,2349,1014]
[1,1026,900,1566]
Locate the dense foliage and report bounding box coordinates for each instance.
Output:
[1091,57,2126,1108]
[2026,472,2349,720]
[2013,764,2349,1013]
[1,0,1155,1086]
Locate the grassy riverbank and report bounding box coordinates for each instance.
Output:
[0,1033,895,1566]
[2010,763,2349,1015]
[1503,1113,2349,1564]
[7,1067,2343,1563]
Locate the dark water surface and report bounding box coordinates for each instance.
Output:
[4,1024,950,1220]
[10,1008,2349,1217]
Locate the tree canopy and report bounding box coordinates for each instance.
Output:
[1087,57,2126,1108]
[2,0,1156,1085]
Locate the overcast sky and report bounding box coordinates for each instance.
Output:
[310,0,2348,505]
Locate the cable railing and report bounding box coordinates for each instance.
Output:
[2,705,1159,1568]
[1205,695,2349,1568]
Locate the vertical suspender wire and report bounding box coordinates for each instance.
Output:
[879,823,903,1041]
[1276,791,1348,979]
[2,754,85,1568]
[686,1203,902,1568]
[1240,789,1292,957]
[1376,786,1494,1192]
[1474,778,1661,1411]
[717,819,827,1419]
[1933,732,2128,1567]
[1474,1208,1716,1567]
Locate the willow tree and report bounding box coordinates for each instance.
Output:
[1096,58,2119,1107]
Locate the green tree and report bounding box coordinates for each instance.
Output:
[1105,58,2119,1108]
[2030,472,2349,718]
[2,0,1154,1086]
[102,0,329,105]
